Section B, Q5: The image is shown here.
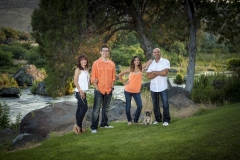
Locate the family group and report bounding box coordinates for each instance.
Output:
[72,45,170,134]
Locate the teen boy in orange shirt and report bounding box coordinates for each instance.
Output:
[90,45,116,133]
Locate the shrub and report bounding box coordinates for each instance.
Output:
[0,74,19,89]
[227,58,240,75]
[10,112,22,131]
[174,73,184,84]
[0,26,18,39]
[65,80,74,95]
[0,42,29,59]
[31,80,40,94]
[0,102,11,129]
[192,73,240,104]
[0,50,13,67]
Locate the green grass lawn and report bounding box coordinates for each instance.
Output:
[1,103,240,160]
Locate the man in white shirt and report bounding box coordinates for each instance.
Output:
[146,48,170,126]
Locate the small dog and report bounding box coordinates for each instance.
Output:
[142,110,153,125]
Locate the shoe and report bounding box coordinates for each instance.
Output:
[163,122,169,126]
[100,125,114,128]
[127,122,132,125]
[91,129,97,133]
[153,121,158,124]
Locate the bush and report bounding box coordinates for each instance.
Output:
[0,73,19,89]
[227,58,240,75]
[0,50,13,67]
[192,73,240,104]
[0,102,11,129]
[0,26,18,39]
[174,73,184,84]
[0,42,29,59]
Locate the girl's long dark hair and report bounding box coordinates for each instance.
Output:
[130,56,142,72]
[77,54,88,70]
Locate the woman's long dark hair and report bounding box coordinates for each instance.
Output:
[77,54,88,70]
[130,56,142,72]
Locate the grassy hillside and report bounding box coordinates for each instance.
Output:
[0,103,239,160]
[0,0,39,32]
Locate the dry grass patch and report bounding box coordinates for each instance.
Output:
[140,89,217,120]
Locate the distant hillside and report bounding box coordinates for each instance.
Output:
[0,0,40,32]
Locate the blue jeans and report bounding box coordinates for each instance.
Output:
[124,91,143,123]
[91,89,112,130]
[75,92,88,128]
[151,89,170,123]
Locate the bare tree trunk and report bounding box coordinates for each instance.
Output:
[126,2,154,60]
[185,0,199,93]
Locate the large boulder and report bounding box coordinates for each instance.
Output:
[19,101,76,138]
[0,87,20,96]
[12,64,45,86]
[19,99,142,138]
[168,94,196,109]
[36,81,48,95]
[168,86,191,99]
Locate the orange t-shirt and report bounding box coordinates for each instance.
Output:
[124,72,142,93]
[91,57,116,94]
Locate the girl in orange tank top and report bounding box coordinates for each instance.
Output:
[118,56,152,125]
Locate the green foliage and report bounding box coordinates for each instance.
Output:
[30,81,39,94]
[0,102,11,129]
[227,58,240,74]
[10,112,22,131]
[31,0,88,97]
[169,54,185,67]
[0,49,13,67]
[0,74,19,90]
[111,44,145,66]
[21,42,32,50]
[86,92,94,108]
[0,30,6,43]
[169,41,187,57]
[18,31,32,41]
[65,80,74,95]
[0,42,30,59]
[0,26,18,39]
[25,46,46,68]
[192,73,240,104]
[174,73,184,84]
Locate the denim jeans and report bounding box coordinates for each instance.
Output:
[151,89,170,123]
[124,91,143,123]
[75,92,88,128]
[91,89,112,130]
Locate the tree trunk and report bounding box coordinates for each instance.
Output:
[126,2,154,60]
[185,0,199,93]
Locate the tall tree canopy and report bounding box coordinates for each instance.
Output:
[31,0,88,97]
[32,0,239,96]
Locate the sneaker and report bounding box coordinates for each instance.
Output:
[127,122,132,125]
[163,122,169,126]
[91,129,97,133]
[153,121,159,124]
[100,125,114,128]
